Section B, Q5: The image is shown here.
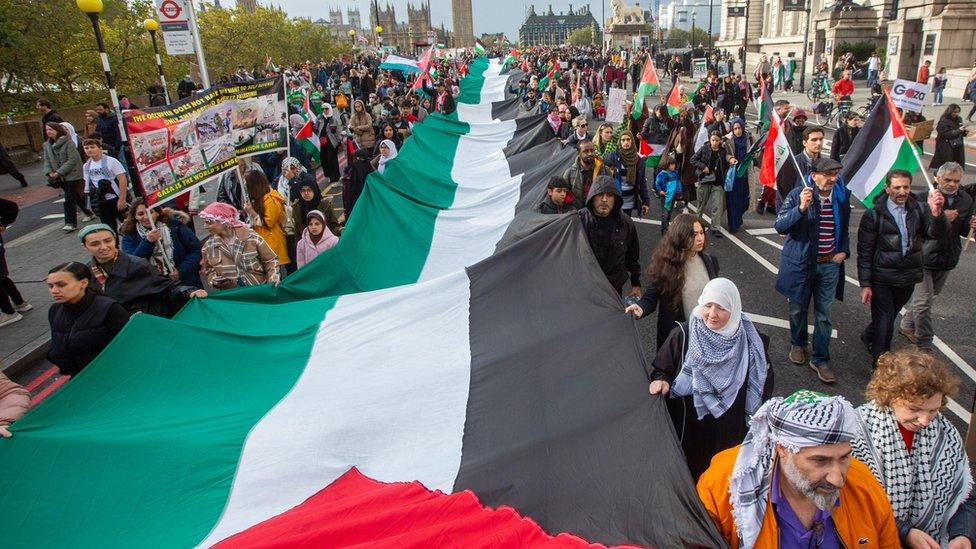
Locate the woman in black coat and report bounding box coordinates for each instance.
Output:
[625,213,719,349]
[46,262,129,377]
[830,111,862,161]
[930,104,968,172]
[649,278,773,480]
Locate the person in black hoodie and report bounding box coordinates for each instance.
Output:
[538,176,576,214]
[46,261,129,377]
[830,111,862,161]
[857,169,948,364]
[899,162,976,350]
[578,175,641,297]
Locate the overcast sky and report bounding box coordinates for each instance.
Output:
[263,1,610,45]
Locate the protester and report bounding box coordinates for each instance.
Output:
[697,390,899,548]
[292,178,340,236]
[295,210,338,269]
[0,143,29,188]
[199,202,279,288]
[899,162,976,351]
[349,99,375,151]
[82,137,128,230]
[930,104,968,173]
[577,175,641,296]
[318,103,343,183]
[858,170,947,365]
[777,127,825,209]
[538,176,575,214]
[648,278,773,479]
[592,122,617,156]
[243,170,291,275]
[0,372,29,438]
[724,118,753,233]
[625,213,718,349]
[602,131,649,217]
[94,102,122,154]
[830,111,862,162]
[654,156,684,232]
[692,131,732,237]
[343,147,373,220]
[80,223,205,317]
[42,122,86,231]
[46,261,130,377]
[119,199,203,289]
[0,197,32,328]
[775,157,851,384]
[373,139,398,174]
[563,116,590,148]
[668,108,699,203]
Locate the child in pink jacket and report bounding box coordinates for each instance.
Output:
[295,210,338,269]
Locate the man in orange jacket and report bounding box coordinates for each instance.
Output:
[697,390,899,548]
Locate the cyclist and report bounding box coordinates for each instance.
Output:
[831,70,855,107]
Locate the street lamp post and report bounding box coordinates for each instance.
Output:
[692,11,697,49]
[707,0,714,52]
[76,0,128,152]
[349,28,357,48]
[375,25,383,51]
[143,19,171,105]
[798,0,812,92]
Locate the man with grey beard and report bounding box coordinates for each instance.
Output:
[696,390,899,548]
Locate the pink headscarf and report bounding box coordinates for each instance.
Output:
[199,202,245,228]
[547,111,562,133]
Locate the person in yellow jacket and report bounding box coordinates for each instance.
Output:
[243,170,291,275]
[697,390,899,549]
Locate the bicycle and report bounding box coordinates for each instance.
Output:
[814,97,854,129]
[806,73,831,102]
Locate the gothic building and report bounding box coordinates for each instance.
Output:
[519,4,600,47]
[370,2,455,53]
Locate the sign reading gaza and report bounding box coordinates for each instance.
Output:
[123,77,287,207]
[890,78,930,113]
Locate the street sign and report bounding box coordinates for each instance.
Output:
[155,0,195,55]
[782,0,806,10]
[727,6,746,17]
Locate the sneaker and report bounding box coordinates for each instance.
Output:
[62,224,76,232]
[13,301,32,313]
[789,345,808,365]
[809,362,836,384]
[0,312,23,328]
[898,327,918,344]
[80,214,95,222]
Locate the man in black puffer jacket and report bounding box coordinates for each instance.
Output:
[899,162,976,350]
[857,169,948,365]
[578,175,641,297]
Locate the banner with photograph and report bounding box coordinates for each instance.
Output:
[123,77,287,207]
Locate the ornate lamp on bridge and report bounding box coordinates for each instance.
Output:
[375,25,383,49]
[76,0,129,151]
[143,18,171,105]
[349,28,357,47]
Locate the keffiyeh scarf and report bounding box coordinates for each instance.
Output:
[730,391,863,549]
[853,402,973,542]
[136,222,176,276]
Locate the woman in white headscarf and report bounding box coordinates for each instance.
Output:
[649,277,773,479]
[371,139,398,175]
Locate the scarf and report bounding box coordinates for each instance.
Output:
[377,139,398,174]
[547,111,562,134]
[730,118,749,160]
[672,278,768,421]
[616,131,639,186]
[136,221,176,275]
[853,402,973,542]
[296,181,322,223]
[730,390,862,549]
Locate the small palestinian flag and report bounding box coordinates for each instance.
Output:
[537,58,561,91]
[665,82,682,115]
[639,137,666,168]
[632,54,661,120]
[840,90,921,207]
[294,90,320,158]
[502,48,518,68]
[692,104,715,153]
[474,39,486,55]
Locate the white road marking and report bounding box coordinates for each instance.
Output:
[747,227,780,235]
[5,222,62,249]
[52,198,65,204]
[632,217,662,225]
[756,236,784,250]
[688,204,780,274]
[947,398,972,424]
[40,214,63,220]
[747,311,839,338]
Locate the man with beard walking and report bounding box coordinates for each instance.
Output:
[578,175,641,297]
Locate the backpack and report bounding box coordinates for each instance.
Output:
[85,156,120,204]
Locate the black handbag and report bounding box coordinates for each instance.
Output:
[45,174,63,188]
[698,172,717,185]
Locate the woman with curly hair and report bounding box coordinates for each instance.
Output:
[852,349,975,549]
[625,213,719,349]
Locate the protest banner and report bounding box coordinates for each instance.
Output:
[124,77,287,207]
[605,88,627,123]
[890,79,930,113]
[692,58,708,80]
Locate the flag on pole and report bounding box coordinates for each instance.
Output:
[692,104,715,153]
[757,77,773,132]
[537,58,560,91]
[631,54,661,120]
[294,90,320,158]
[686,81,705,104]
[840,90,921,207]
[502,48,518,68]
[665,82,682,115]
[474,39,486,56]
[759,105,797,190]
[411,45,435,91]
[639,137,667,168]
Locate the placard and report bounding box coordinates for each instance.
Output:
[890,78,930,113]
[124,77,287,206]
[605,88,627,124]
[692,58,708,79]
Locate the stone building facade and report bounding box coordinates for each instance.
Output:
[518,4,601,47]
[452,0,475,46]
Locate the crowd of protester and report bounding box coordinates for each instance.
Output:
[2,43,976,548]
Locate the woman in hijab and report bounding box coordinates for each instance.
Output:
[343,147,373,220]
[372,139,398,175]
[930,104,967,172]
[572,87,592,119]
[318,103,342,183]
[649,277,773,480]
[546,110,564,139]
[291,177,339,236]
[295,210,339,269]
[852,349,976,549]
[666,106,700,203]
[724,117,754,233]
[602,131,649,217]
[349,99,375,151]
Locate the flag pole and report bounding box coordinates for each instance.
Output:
[773,105,809,188]
[885,88,935,192]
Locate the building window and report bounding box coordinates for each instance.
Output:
[923,33,936,56]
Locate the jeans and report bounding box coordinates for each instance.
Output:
[863,283,915,364]
[867,69,878,89]
[933,89,944,104]
[697,183,725,230]
[900,269,949,348]
[788,261,840,365]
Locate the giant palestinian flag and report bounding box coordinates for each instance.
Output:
[840,90,920,207]
[0,59,725,549]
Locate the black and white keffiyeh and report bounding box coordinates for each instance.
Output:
[853,401,973,543]
[671,277,768,420]
[729,390,863,549]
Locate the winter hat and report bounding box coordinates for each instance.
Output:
[78,223,115,243]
